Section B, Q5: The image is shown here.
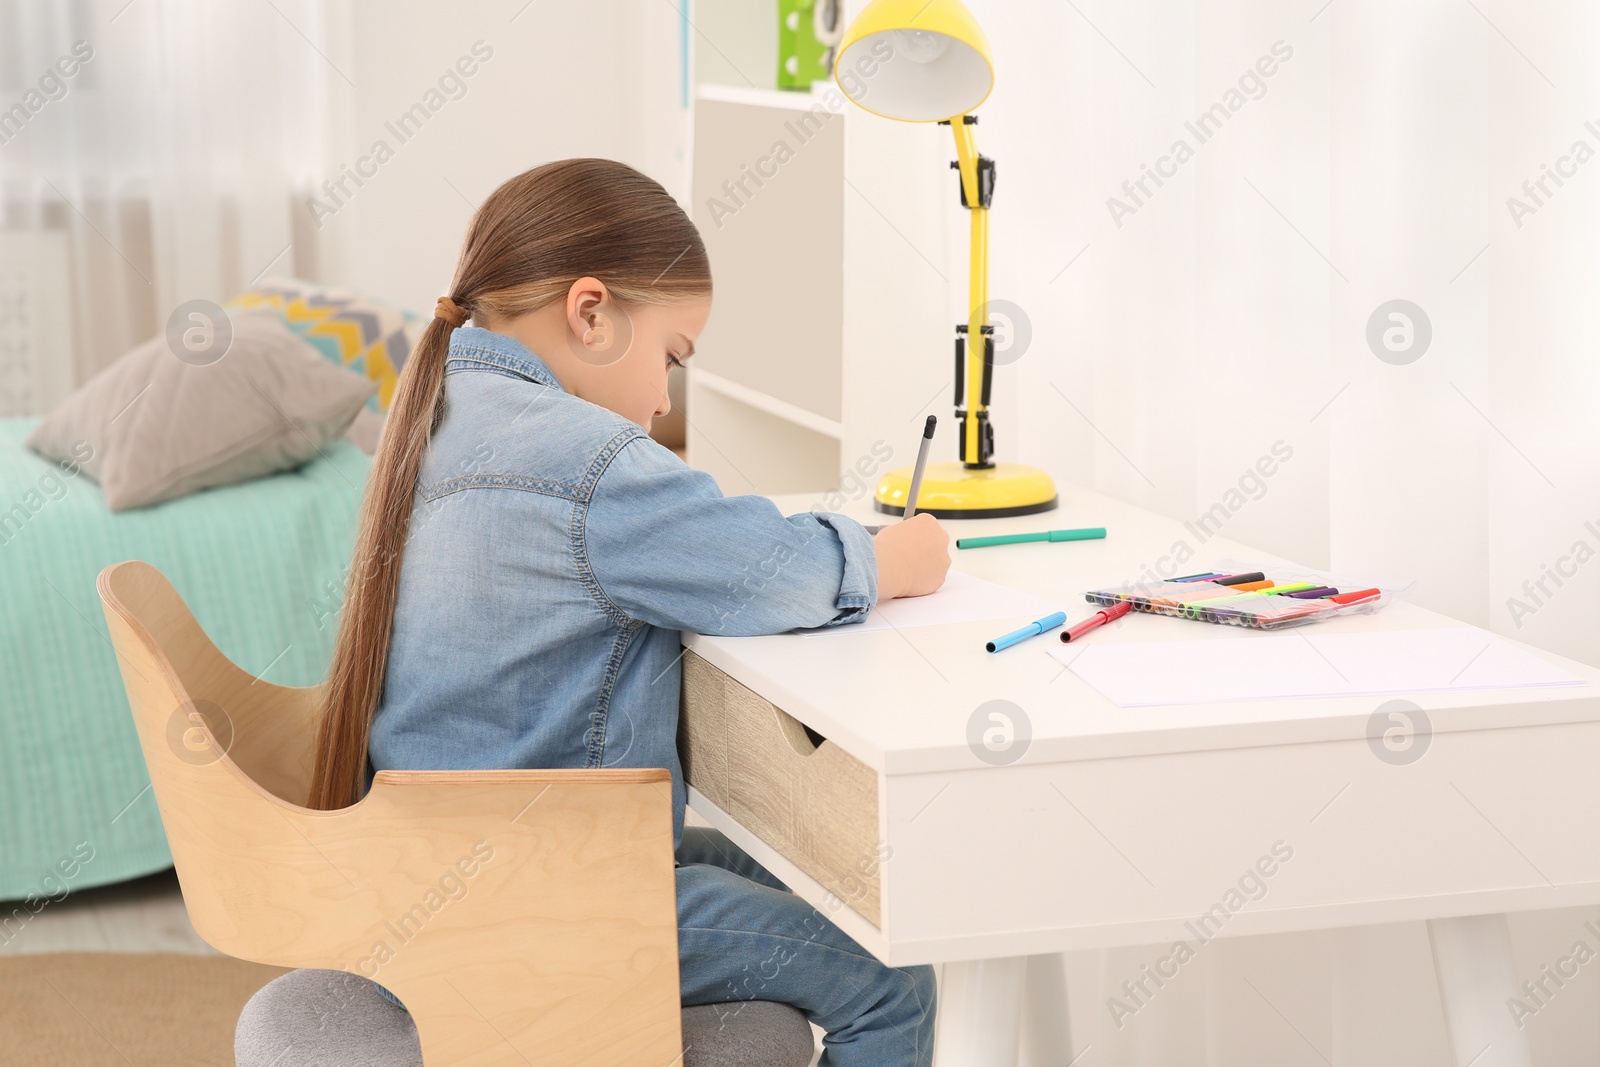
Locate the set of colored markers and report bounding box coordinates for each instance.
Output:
[1084,570,1385,630]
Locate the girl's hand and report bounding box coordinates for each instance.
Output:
[873,513,951,599]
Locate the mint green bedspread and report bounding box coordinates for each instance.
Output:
[0,418,369,904]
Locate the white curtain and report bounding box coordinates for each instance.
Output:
[0,0,347,408]
[961,0,1600,1062]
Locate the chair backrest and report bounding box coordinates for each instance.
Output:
[100,559,324,806]
[98,560,353,958]
[98,560,684,1065]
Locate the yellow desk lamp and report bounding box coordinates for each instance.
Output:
[835,0,1057,518]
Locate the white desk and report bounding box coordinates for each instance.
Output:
[680,485,1600,1067]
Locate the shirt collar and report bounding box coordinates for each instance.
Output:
[445,326,567,393]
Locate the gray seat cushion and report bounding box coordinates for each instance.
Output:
[236,968,815,1067]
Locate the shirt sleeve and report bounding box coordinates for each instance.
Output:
[582,436,877,635]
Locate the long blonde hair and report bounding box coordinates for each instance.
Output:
[307,159,711,810]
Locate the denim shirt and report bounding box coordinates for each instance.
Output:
[366,327,878,848]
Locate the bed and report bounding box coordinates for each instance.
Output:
[0,417,369,903]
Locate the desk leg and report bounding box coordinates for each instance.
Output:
[936,954,1071,1067]
[1020,953,1073,1067]
[937,957,1026,1066]
[1427,914,1533,1067]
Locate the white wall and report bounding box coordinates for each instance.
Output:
[328,0,690,316]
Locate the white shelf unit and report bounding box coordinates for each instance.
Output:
[686,79,951,501]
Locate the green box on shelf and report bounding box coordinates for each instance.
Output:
[777,0,837,91]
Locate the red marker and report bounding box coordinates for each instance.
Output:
[1062,600,1133,642]
[1328,587,1381,605]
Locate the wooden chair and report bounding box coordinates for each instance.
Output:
[97,560,689,1066]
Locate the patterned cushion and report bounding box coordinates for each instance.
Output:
[228,279,422,412]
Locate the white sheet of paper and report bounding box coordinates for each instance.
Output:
[795,569,1061,636]
[1047,627,1586,706]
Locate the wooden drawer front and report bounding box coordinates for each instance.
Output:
[680,651,883,927]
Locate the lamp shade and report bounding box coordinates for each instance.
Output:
[833,0,994,122]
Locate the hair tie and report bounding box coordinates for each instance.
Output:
[434,296,468,328]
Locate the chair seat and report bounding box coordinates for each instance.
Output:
[236,968,816,1067]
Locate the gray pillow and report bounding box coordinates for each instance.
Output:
[345,406,387,456]
[26,306,375,510]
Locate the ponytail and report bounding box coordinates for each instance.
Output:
[305,312,452,809]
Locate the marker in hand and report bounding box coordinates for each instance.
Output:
[902,415,936,519]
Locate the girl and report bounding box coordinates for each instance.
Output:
[308,158,950,1066]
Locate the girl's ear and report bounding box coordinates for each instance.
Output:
[565,276,633,367]
[566,276,609,337]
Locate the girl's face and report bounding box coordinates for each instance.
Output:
[519,277,710,431]
[576,288,710,430]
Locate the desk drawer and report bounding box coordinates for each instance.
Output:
[680,651,883,927]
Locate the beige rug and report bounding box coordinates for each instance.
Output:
[0,952,289,1066]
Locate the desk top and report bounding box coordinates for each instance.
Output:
[682,485,1600,776]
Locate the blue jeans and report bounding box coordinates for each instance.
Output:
[677,827,936,1067]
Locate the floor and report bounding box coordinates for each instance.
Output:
[0,867,216,958]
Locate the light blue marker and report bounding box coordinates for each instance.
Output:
[986,611,1068,653]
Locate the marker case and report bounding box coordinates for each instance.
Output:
[1083,561,1404,631]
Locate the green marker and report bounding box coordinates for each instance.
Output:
[1183,582,1318,619]
[956,527,1106,550]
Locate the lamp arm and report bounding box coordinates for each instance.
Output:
[950,115,993,468]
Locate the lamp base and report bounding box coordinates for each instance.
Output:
[874,462,1058,519]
